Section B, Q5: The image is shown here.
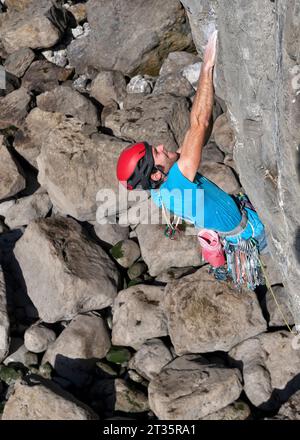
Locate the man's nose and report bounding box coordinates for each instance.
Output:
[156,144,164,153]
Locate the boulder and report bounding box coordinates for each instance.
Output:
[148,354,242,420]
[4,47,35,77]
[4,191,52,229]
[115,379,149,413]
[0,4,61,54]
[277,390,300,420]
[14,107,65,168]
[182,62,202,89]
[229,331,300,409]
[126,75,153,95]
[128,338,173,381]
[159,51,200,76]
[136,222,202,277]
[42,314,111,386]
[0,267,9,363]
[24,324,56,354]
[0,87,31,129]
[212,113,235,155]
[2,379,99,420]
[37,119,130,221]
[162,267,267,354]
[0,137,25,200]
[90,70,127,107]
[152,72,194,98]
[198,162,240,194]
[112,284,167,350]
[104,94,190,151]
[14,216,120,323]
[36,86,99,126]
[22,60,73,94]
[67,0,193,75]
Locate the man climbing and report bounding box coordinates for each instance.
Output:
[116,31,267,288]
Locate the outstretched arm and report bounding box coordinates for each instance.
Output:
[177,31,218,182]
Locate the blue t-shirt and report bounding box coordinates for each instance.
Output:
[151,162,242,233]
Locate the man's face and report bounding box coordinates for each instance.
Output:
[151,145,178,182]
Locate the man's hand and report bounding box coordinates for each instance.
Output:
[177,31,218,182]
[203,30,218,70]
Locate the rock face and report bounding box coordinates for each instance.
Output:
[0,267,10,363]
[162,267,267,354]
[229,331,300,409]
[182,0,300,324]
[67,0,194,75]
[14,216,120,323]
[42,314,111,386]
[37,119,129,221]
[148,355,243,420]
[112,285,168,349]
[0,137,25,200]
[2,380,98,420]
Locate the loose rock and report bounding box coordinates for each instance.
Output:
[0,138,25,200]
[90,70,127,107]
[128,339,173,381]
[42,314,111,386]
[0,87,31,129]
[4,47,35,77]
[110,239,141,269]
[112,284,168,350]
[22,60,73,94]
[212,113,235,155]
[115,378,149,413]
[24,324,56,354]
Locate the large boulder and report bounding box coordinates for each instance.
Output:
[42,314,111,386]
[0,1,62,54]
[162,267,267,354]
[0,267,10,363]
[36,86,99,127]
[67,0,194,75]
[148,354,243,420]
[104,94,190,151]
[0,137,25,200]
[198,162,240,194]
[14,216,120,323]
[112,284,168,350]
[229,331,300,409]
[2,379,98,420]
[182,0,300,324]
[36,119,130,221]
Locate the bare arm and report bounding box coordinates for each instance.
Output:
[177,31,217,182]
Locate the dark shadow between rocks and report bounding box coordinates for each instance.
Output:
[295,226,300,265]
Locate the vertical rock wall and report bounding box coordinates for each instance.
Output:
[182,0,300,324]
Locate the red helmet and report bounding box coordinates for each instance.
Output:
[116,142,156,190]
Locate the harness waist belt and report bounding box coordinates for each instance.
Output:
[218,209,248,238]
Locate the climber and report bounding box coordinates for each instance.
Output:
[116,31,268,285]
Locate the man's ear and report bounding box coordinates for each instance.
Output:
[151,169,162,182]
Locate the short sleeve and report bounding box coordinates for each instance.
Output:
[166,162,198,191]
